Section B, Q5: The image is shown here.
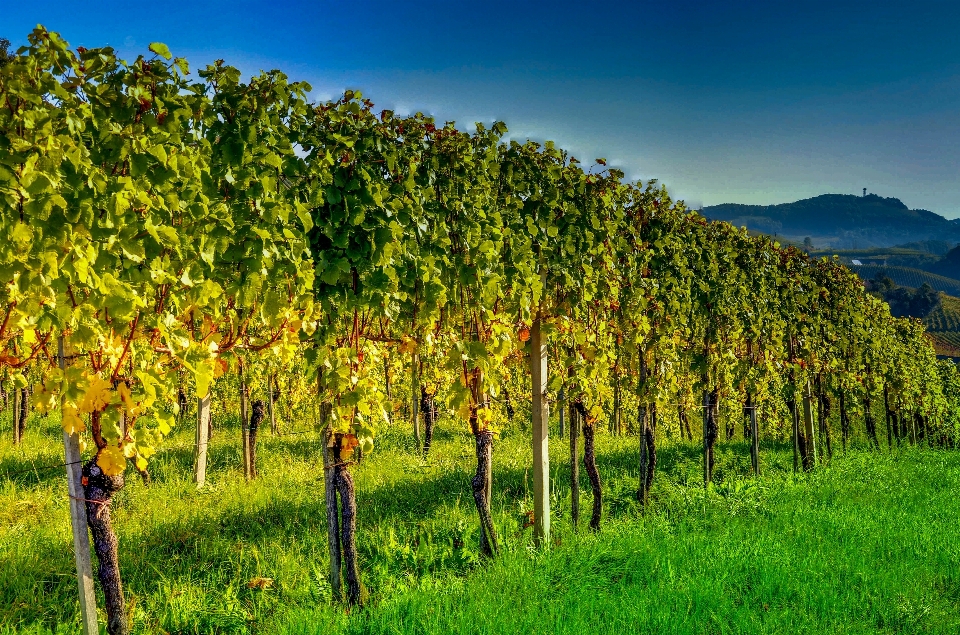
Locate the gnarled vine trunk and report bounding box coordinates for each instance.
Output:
[248,400,264,479]
[471,427,499,556]
[323,425,365,605]
[335,456,363,605]
[83,458,127,635]
[575,402,602,531]
[746,393,759,475]
[420,386,435,459]
[864,395,880,448]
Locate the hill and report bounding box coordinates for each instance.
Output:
[923,294,960,357]
[925,245,960,280]
[850,264,960,297]
[703,194,960,248]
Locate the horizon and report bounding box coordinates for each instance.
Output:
[5,0,960,217]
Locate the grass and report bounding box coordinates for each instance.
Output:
[2,408,960,634]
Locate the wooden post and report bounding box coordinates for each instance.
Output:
[531,315,550,547]
[59,337,99,634]
[791,396,801,473]
[802,380,818,469]
[268,373,277,435]
[558,387,565,438]
[702,389,710,488]
[194,393,211,486]
[748,393,760,476]
[569,400,580,530]
[12,382,21,445]
[611,363,621,435]
[411,353,421,449]
[240,366,251,481]
[883,384,893,449]
[383,355,392,425]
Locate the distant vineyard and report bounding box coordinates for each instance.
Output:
[926,332,960,357]
[922,295,960,357]
[851,264,960,297]
[924,295,960,332]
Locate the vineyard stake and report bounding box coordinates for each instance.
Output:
[194,394,211,486]
[12,382,21,445]
[802,380,818,468]
[59,337,99,634]
[531,314,550,546]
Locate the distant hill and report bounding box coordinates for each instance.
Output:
[926,245,960,280]
[703,194,960,248]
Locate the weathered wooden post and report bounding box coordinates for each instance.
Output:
[802,380,818,469]
[748,394,760,476]
[411,353,421,449]
[268,372,277,435]
[702,389,710,487]
[531,314,550,546]
[240,363,251,481]
[59,337,99,634]
[194,393,211,486]
[12,383,21,445]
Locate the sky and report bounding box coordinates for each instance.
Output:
[5,0,960,215]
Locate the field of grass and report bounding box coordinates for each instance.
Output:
[2,409,960,634]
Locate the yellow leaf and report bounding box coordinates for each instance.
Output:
[135,456,148,471]
[340,434,359,459]
[32,384,57,415]
[97,446,127,477]
[79,375,112,414]
[62,405,86,435]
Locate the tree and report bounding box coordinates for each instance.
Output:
[0,38,13,68]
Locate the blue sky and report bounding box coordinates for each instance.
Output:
[5,0,960,215]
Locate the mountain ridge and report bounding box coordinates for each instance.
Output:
[702,193,960,248]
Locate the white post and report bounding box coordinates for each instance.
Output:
[195,393,211,486]
[531,314,550,546]
[59,337,99,634]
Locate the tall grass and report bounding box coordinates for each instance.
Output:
[2,410,958,634]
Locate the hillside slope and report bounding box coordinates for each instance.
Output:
[850,264,960,297]
[923,294,960,357]
[704,194,960,248]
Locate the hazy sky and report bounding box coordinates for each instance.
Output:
[6,1,960,215]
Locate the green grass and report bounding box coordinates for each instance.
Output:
[2,409,960,634]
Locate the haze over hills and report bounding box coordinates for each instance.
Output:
[702,194,960,249]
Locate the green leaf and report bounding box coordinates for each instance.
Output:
[148,42,172,60]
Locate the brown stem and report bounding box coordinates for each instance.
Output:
[82,458,128,635]
[471,429,499,556]
[420,386,435,459]
[335,462,364,605]
[248,400,264,479]
[580,413,602,532]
